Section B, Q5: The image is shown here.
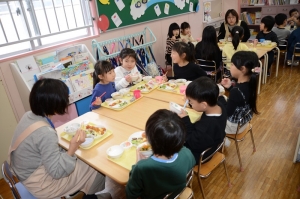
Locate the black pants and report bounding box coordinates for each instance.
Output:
[267,51,274,71]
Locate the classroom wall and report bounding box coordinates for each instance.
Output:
[0,0,238,178]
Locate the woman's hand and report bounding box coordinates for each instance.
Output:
[221,78,232,89]
[177,109,188,118]
[67,129,86,156]
[92,97,102,106]
[125,75,132,83]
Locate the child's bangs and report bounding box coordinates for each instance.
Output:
[102,61,114,73]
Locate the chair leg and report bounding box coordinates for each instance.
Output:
[222,159,232,187]
[292,55,294,67]
[234,139,243,172]
[196,174,206,199]
[284,52,287,67]
[249,128,256,152]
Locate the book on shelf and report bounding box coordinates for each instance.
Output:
[69,69,94,92]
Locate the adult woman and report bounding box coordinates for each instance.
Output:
[9,79,111,199]
[218,9,250,42]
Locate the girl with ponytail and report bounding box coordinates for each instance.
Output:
[220,51,259,144]
[90,60,116,110]
[222,26,249,61]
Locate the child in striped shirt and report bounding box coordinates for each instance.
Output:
[165,23,181,65]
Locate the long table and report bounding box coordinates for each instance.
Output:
[56,112,142,185]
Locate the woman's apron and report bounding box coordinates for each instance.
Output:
[8,121,97,199]
[224,20,242,41]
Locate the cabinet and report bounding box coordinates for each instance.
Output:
[240,2,300,33]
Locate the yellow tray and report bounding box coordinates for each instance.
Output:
[61,127,112,150]
[130,81,158,94]
[101,95,143,111]
[157,84,184,95]
[107,147,136,170]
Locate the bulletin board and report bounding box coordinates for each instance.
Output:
[96,0,199,31]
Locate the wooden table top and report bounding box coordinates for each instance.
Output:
[144,90,187,106]
[56,111,142,185]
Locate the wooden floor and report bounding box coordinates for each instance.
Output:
[1,58,300,199]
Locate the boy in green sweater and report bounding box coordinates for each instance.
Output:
[126,109,196,199]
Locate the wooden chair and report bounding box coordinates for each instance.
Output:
[2,161,67,199]
[196,59,218,82]
[226,110,256,172]
[291,42,300,66]
[165,168,194,199]
[193,140,231,199]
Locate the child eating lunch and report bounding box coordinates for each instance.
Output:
[90,60,116,110]
[126,109,195,199]
[115,48,142,90]
[177,76,227,162]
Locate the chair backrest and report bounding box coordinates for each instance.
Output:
[2,161,21,199]
[279,40,288,51]
[236,110,252,134]
[196,59,216,72]
[293,42,300,54]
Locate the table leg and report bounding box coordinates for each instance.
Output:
[275,47,280,77]
[257,60,262,94]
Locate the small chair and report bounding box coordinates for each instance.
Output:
[2,161,67,199]
[226,110,256,172]
[278,40,288,67]
[193,140,231,199]
[291,42,300,66]
[165,168,194,199]
[196,59,218,82]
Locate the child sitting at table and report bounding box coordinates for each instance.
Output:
[163,42,207,81]
[126,109,196,199]
[90,60,116,110]
[222,26,249,62]
[165,23,181,65]
[180,22,196,43]
[115,48,142,90]
[287,15,300,66]
[272,13,290,46]
[256,16,278,76]
[176,77,227,162]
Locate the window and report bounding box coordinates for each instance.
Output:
[0,0,94,58]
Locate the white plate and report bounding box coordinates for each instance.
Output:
[169,102,183,114]
[175,79,187,85]
[85,124,106,139]
[108,99,128,109]
[128,131,146,146]
[137,83,153,92]
[159,83,177,90]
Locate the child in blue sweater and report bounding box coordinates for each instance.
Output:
[90,61,116,110]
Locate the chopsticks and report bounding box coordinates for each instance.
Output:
[183,99,189,110]
[217,32,221,37]
[76,122,85,142]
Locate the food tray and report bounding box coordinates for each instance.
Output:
[107,147,136,170]
[101,95,144,111]
[60,123,112,149]
[157,84,183,95]
[130,81,158,94]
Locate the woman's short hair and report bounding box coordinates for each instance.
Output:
[30,78,69,116]
[225,9,239,24]
[145,109,185,158]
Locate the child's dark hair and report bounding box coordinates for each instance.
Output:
[231,26,244,50]
[172,42,195,63]
[168,23,180,39]
[275,13,287,26]
[185,77,219,106]
[261,16,275,31]
[231,51,259,114]
[119,48,137,61]
[196,26,219,60]
[289,8,298,17]
[181,22,190,31]
[145,109,185,158]
[93,60,114,88]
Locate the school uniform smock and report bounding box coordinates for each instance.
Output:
[168,62,207,81]
[90,82,116,110]
[222,43,249,61]
[126,147,195,199]
[182,100,227,162]
[114,66,142,90]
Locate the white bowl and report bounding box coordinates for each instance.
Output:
[119,88,130,95]
[264,40,271,44]
[169,102,182,114]
[137,142,153,157]
[185,81,192,86]
[105,98,114,103]
[130,73,139,81]
[106,145,124,159]
[219,39,225,43]
[64,123,80,136]
[175,79,187,85]
[142,76,152,82]
[80,138,94,148]
[120,141,132,151]
[111,92,123,99]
